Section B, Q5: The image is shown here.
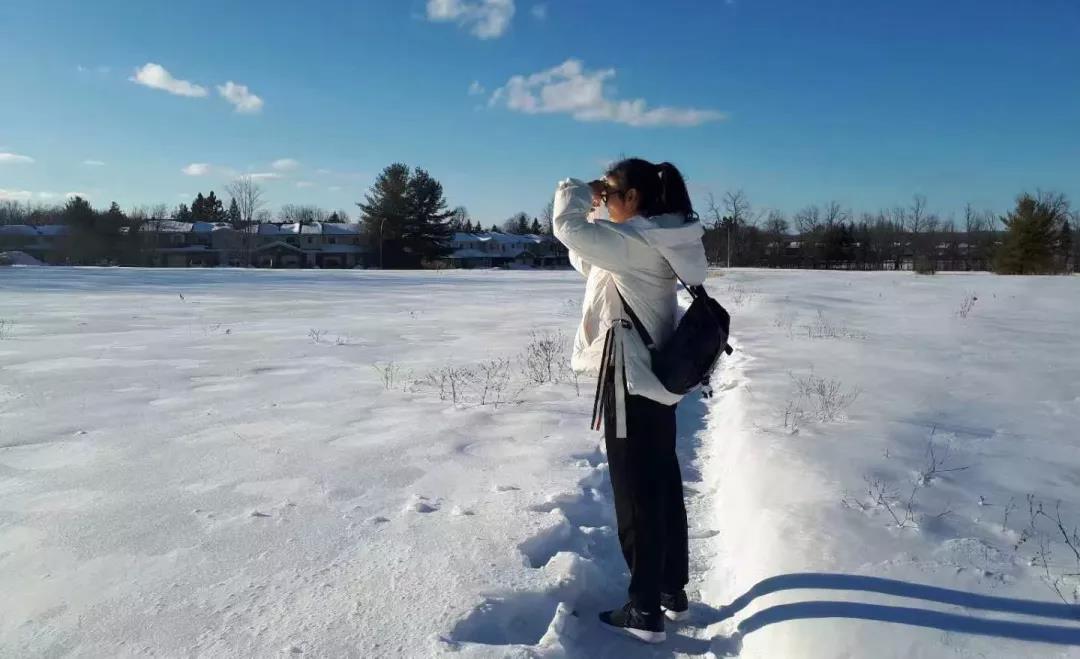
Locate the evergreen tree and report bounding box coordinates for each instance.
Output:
[462,219,473,233]
[191,193,207,220]
[994,191,1071,274]
[491,224,499,233]
[228,198,242,227]
[403,168,453,264]
[358,163,411,268]
[105,202,125,221]
[191,191,226,222]
[206,191,226,222]
[530,217,542,235]
[327,211,342,223]
[174,203,192,221]
[62,196,105,264]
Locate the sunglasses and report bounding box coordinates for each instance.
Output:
[599,187,626,205]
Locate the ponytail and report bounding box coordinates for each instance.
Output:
[605,157,697,221]
[656,162,697,221]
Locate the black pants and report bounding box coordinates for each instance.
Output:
[603,384,689,613]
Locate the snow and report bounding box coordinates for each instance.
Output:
[0,250,44,266]
[1,267,1079,658]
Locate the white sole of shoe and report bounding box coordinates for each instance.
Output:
[664,608,689,622]
[600,622,666,644]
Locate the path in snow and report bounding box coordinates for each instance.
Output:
[441,342,748,657]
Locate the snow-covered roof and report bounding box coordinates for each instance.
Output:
[452,231,549,244]
[191,222,231,234]
[321,223,362,235]
[0,225,40,236]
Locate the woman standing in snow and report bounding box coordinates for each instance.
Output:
[551,158,708,644]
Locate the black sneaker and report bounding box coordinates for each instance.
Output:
[598,602,665,644]
[661,589,689,621]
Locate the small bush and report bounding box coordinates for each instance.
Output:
[957,292,978,319]
[520,329,568,385]
[789,370,861,422]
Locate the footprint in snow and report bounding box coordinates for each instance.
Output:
[403,495,439,513]
[493,484,520,492]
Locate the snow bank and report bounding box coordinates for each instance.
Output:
[700,270,1080,658]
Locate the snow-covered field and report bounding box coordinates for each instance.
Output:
[1,267,1079,658]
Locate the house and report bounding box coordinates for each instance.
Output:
[0,224,69,263]
[445,231,569,268]
[139,220,370,268]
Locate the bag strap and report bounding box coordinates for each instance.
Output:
[613,284,655,350]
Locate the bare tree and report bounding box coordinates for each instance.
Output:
[907,194,939,235]
[764,210,789,264]
[449,206,470,231]
[723,189,752,226]
[278,204,328,224]
[822,200,850,228]
[225,175,264,226]
[794,205,822,235]
[907,194,939,268]
[540,199,554,234]
[963,203,984,235]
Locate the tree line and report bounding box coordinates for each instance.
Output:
[700,190,1077,274]
[2,173,1076,274]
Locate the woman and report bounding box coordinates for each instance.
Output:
[551,158,708,644]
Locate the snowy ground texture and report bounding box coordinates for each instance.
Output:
[1,267,1079,658]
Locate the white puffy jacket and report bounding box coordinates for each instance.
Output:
[552,178,708,437]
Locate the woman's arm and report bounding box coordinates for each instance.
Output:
[551,178,635,276]
[568,249,592,278]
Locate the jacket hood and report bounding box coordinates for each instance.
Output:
[618,214,708,285]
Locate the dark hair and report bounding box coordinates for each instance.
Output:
[605,158,697,221]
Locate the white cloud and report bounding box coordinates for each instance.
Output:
[316,168,332,175]
[296,181,314,188]
[217,81,264,114]
[488,59,726,127]
[0,189,33,201]
[530,4,547,20]
[0,152,35,164]
[37,192,58,199]
[130,63,208,97]
[468,80,486,95]
[272,158,300,172]
[77,65,111,74]
[182,163,212,176]
[82,159,106,166]
[65,191,89,200]
[248,172,282,180]
[328,185,343,192]
[426,0,514,39]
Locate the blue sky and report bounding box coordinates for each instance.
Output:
[1,0,1078,225]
